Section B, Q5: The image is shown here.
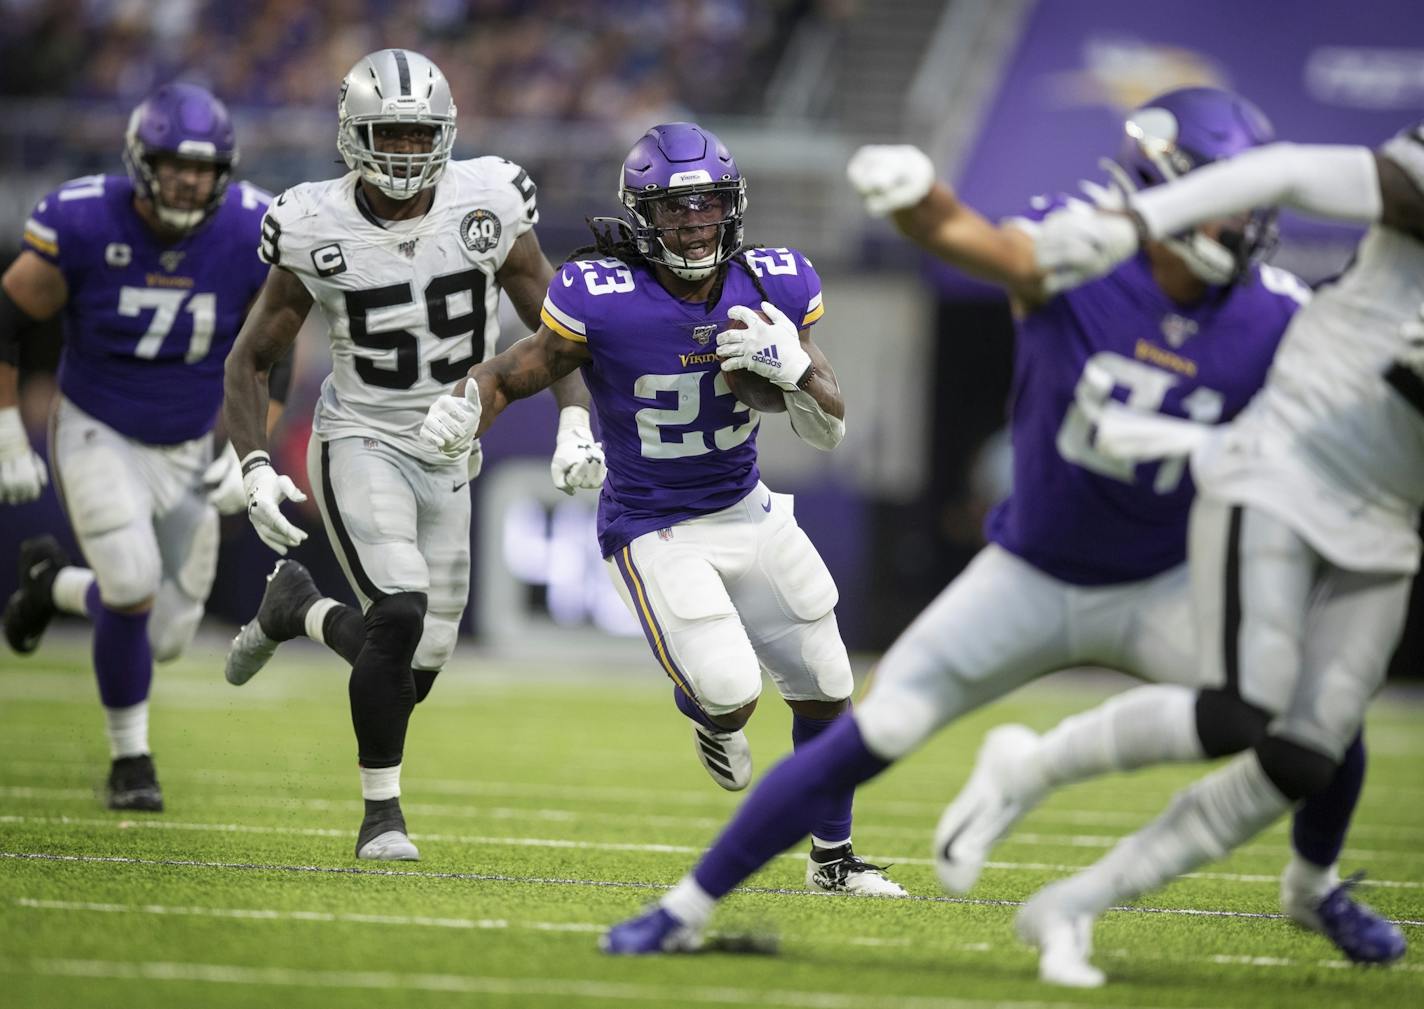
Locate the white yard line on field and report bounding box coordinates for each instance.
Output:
[0,955,1231,1009]
[4,851,1422,928]
[1,796,1418,867]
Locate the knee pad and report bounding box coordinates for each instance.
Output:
[149,580,203,662]
[413,611,458,673]
[1256,734,1339,802]
[1195,688,1271,758]
[363,592,428,658]
[800,615,853,702]
[85,526,161,610]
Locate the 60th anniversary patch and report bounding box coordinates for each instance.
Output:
[460,208,502,253]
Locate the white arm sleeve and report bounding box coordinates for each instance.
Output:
[783,388,846,451]
[1135,143,1383,238]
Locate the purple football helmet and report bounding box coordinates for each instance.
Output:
[1113,86,1277,284]
[123,82,237,233]
[620,123,746,280]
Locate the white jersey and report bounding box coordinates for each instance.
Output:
[260,157,540,465]
[1193,129,1424,574]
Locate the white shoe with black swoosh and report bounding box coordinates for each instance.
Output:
[933,723,1041,894]
[692,723,753,791]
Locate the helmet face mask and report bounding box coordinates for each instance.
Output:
[1116,87,1278,284]
[122,83,237,234]
[619,123,746,281]
[338,49,457,201]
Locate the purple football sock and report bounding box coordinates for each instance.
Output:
[92,595,153,709]
[1291,731,1365,867]
[692,715,890,899]
[793,711,853,845]
[84,581,102,620]
[673,684,722,731]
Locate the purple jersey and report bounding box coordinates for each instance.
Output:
[22,174,271,444]
[541,248,825,556]
[987,202,1307,584]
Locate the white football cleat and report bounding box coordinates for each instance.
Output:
[934,723,1042,894]
[357,830,420,861]
[1016,882,1106,988]
[807,844,909,897]
[692,723,753,791]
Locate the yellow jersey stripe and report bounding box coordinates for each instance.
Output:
[801,302,825,327]
[540,307,587,343]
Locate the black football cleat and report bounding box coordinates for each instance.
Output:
[224,560,321,685]
[3,535,69,654]
[106,754,164,812]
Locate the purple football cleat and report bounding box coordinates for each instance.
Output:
[1314,874,1407,965]
[601,906,703,955]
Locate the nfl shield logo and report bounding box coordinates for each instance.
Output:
[657,528,674,541]
[691,324,717,346]
[398,238,419,259]
[159,250,186,272]
[1161,313,1199,348]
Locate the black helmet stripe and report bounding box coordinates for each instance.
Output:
[393,49,411,97]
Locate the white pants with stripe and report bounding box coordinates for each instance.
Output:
[50,396,217,661]
[1188,492,1410,759]
[604,483,853,715]
[307,435,471,672]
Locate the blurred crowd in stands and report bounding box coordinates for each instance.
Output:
[2,0,810,127]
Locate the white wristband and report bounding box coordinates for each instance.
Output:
[557,405,592,436]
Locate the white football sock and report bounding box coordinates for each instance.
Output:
[360,764,402,801]
[662,874,716,928]
[1283,853,1339,901]
[1030,685,1204,790]
[304,598,340,643]
[52,567,95,617]
[105,701,150,759]
[1051,753,1292,916]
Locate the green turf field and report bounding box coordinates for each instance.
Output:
[1,633,1420,1009]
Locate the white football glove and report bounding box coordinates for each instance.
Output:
[716,302,812,391]
[0,405,48,504]
[202,442,247,515]
[847,144,936,217]
[550,406,606,494]
[422,382,482,459]
[1033,201,1140,294]
[241,451,308,555]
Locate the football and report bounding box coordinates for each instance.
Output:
[722,310,789,413]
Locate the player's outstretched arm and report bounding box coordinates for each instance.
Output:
[223,266,312,460]
[222,265,313,555]
[0,252,65,504]
[492,228,604,492]
[424,326,591,458]
[847,145,1047,308]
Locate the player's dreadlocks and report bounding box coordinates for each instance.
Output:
[565,217,772,314]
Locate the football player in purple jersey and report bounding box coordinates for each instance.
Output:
[596,89,1400,964]
[422,122,905,897]
[0,83,284,811]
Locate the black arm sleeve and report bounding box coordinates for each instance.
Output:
[265,344,294,406]
[0,286,40,366]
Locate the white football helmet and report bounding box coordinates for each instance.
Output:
[337,49,457,201]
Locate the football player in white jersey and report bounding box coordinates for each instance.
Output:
[221,49,605,862]
[999,126,1424,985]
